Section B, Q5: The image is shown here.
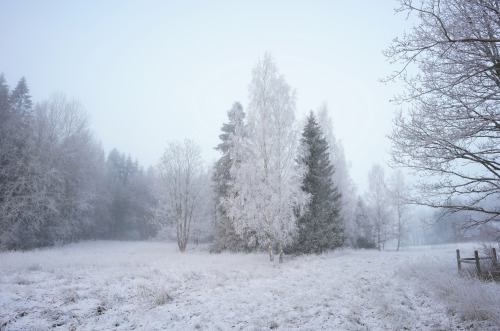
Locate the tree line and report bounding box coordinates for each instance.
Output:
[0,54,356,257]
[0,55,422,256]
[0,75,155,250]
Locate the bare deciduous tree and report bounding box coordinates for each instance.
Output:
[384,0,500,228]
[388,170,410,251]
[156,139,205,252]
[366,164,392,251]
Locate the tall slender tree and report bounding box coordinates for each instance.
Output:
[0,74,11,240]
[366,164,392,251]
[10,77,32,119]
[388,170,410,251]
[293,111,343,254]
[0,74,9,124]
[316,104,357,247]
[0,77,36,249]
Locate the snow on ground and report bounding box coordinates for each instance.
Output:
[1,241,499,330]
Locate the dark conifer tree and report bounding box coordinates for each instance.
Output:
[0,76,37,249]
[10,77,33,124]
[0,74,10,124]
[293,111,343,254]
[0,74,11,248]
[0,74,11,164]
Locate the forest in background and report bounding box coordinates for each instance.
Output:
[0,77,157,250]
[4,0,500,255]
[0,53,474,255]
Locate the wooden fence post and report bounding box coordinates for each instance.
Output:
[492,248,498,268]
[474,250,481,275]
[456,249,461,273]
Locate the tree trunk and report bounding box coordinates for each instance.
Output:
[267,229,273,263]
[279,239,283,263]
[397,220,401,252]
[377,227,381,251]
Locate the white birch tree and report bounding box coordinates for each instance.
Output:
[224,53,309,263]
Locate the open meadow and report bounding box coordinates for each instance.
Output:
[1,241,499,330]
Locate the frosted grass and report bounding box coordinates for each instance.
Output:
[1,241,498,330]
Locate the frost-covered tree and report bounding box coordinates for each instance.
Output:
[0,75,154,250]
[292,111,343,254]
[211,102,257,252]
[1,90,104,249]
[385,0,500,228]
[0,74,10,125]
[10,77,32,116]
[106,149,133,238]
[155,139,206,252]
[0,74,13,243]
[0,77,37,249]
[353,196,376,249]
[189,169,214,245]
[129,167,156,240]
[316,103,357,246]
[30,94,101,245]
[388,170,410,251]
[224,53,309,263]
[104,148,153,239]
[366,164,392,251]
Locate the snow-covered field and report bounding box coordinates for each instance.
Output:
[1,241,499,330]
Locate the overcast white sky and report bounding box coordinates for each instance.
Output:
[0,0,410,193]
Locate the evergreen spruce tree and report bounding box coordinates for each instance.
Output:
[0,73,11,164]
[0,74,11,248]
[294,111,343,254]
[10,77,33,122]
[0,74,10,123]
[0,77,37,249]
[211,102,258,252]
